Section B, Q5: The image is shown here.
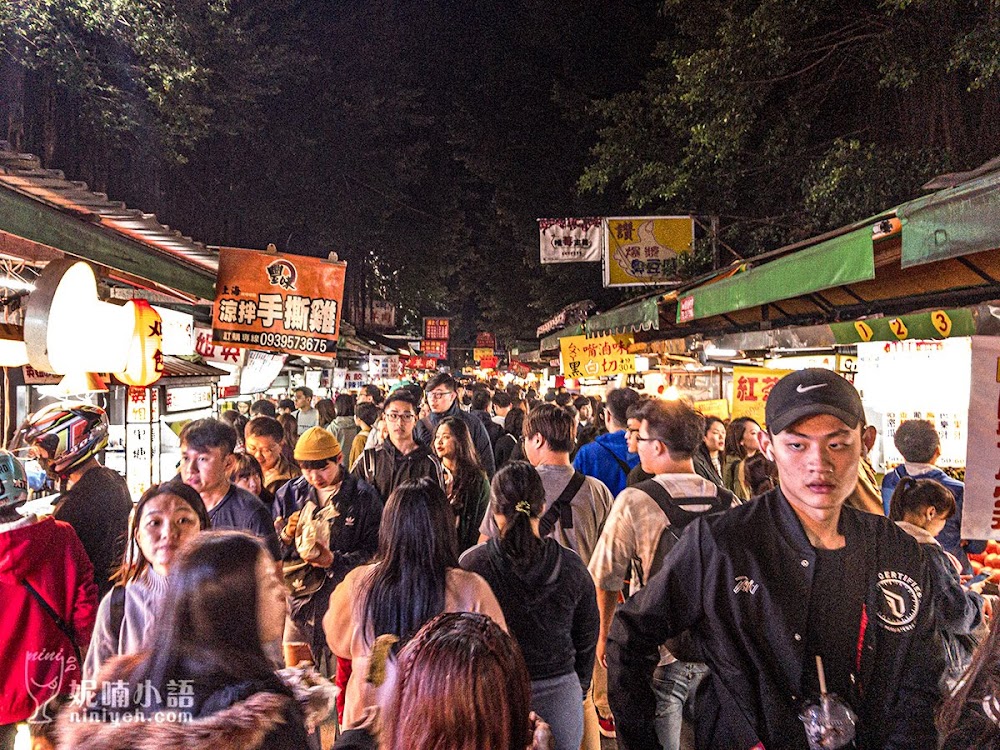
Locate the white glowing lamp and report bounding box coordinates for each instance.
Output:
[0,323,28,367]
[664,384,680,400]
[24,260,134,374]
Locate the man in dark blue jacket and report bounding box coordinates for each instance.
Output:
[608,369,942,750]
[572,388,640,497]
[413,373,496,477]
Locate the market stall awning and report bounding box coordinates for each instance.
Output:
[0,144,217,301]
[677,226,876,323]
[585,294,665,336]
[540,323,583,352]
[898,167,1000,268]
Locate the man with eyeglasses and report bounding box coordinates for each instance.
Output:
[351,389,445,501]
[589,397,739,750]
[413,373,497,477]
[273,427,382,668]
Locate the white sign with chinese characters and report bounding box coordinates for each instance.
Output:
[165,385,214,414]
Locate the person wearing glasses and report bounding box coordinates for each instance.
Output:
[589,398,739,750]
[273,427,382,671]
[351,389,446,502]
[413,373,497,478]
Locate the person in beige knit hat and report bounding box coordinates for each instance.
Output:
[272,426,383,669]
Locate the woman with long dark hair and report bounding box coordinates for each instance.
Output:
[434,416,490,552]
[495,407,527,469]
[324,478,505,729]
[692,416,726,488]
[722,416,760,500]
[61,531,309,749]
[83,481,210,682]
[461,462,598,750]
[939,615,1000,749]
[316,398,337,431]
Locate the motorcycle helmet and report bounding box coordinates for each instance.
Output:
[0,450,28,510]
[15,402,109,479]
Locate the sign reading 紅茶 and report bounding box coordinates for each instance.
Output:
[212,247,346,357]
[730,366,794,427]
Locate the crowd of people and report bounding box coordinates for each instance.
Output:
[2,369,1000,750]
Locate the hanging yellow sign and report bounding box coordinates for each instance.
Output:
[604,217,695,287]
[560,334,635,378]
[730,366,794,428]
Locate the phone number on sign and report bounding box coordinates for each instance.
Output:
[220,330,333,353]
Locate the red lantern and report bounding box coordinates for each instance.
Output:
[114,300,164,387]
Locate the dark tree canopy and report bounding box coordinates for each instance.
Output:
[3,0,999,347]
[581,0,1000,269]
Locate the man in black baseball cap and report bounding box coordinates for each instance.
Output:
[606,368,942,750]
[764,367,865,436]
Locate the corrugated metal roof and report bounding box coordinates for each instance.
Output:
[160,355,228,379]
[0,143,219,275]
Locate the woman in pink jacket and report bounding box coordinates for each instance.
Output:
[324,477,505,728]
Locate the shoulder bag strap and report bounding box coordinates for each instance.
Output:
[538,471,586,537]
[21,578,82,665]
[598,442,632,476]
[110,584,127,642]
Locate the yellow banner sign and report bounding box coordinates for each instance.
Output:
[560,334,635,378]
[473,347,494,361]
[694,399,730,421]
[605,217,695,287]
[730,366,793,428]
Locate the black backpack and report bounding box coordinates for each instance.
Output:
[633,478,736,663]
[633,477,736,588]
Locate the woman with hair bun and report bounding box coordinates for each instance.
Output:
[890,476,986,692]
[461,461,598,750]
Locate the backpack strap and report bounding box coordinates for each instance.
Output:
[538,471,586,537]
[636,478,731,542]
[109,584,127,643]
[362,448,376,484]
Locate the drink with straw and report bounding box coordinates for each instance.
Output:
[799,655,857,750]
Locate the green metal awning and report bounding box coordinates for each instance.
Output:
[585,295,662,336]
[897,170,1000,268]
[676,226,875,322]
[540,323,583,351]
